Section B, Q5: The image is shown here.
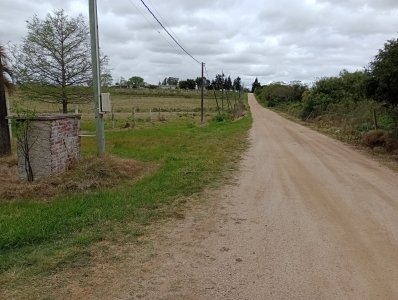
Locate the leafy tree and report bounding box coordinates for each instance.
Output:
[13,9,108,113]
[339,70,366,100]
[101,73,113,87]
[365,38,398,106]
[179,79,196,90]
[224,76,233,91]
[256,82,308,107]
[118,77,127,88]
[251,77,261,93]
[0,45,13,156]
[195,77,209,89]
[127,76,144,88]
[213,74,224,90]
[195,77,202,89]
[233,77,242,91]
[161,77,179,86]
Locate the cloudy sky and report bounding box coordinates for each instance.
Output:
[1,0,398,87]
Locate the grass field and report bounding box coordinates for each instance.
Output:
[0,88,251,294]
[9,88,246,131]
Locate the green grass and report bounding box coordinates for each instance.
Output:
[0,115,251,285]
[9,87,230,114]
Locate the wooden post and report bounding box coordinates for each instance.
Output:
[112,106,115,129]
[0,52,11,156]
[201,62,204,123]
[221,72,224,111]
[373,108,378,130]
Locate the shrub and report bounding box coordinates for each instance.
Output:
[362,130,386,148]
[213,113,229,122]
[386,129,398,151]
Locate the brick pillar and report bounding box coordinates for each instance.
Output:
[14,114,81,180]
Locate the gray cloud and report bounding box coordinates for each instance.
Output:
[1,0,398,86]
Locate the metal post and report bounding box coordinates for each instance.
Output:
[89,0,105,155]
[201,62,204,123]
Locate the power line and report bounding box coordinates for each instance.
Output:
[126,0,184,57]
[146,0,183,47]
[204,65,221,114]
[139,0,201,65]
[204,65,211,80]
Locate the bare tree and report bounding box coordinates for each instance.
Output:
[0,45,13,156]
[14,114,37,181]
[14,9,109,113]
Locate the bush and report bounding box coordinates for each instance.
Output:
[386,129,398,151]
[362,130,386,148]
[300,97,316,119]
[213,113,230,122]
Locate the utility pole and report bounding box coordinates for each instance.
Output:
[221,71,224,111]
[0,52,11,156]
[88,0,105,155]
[201,62,204,123]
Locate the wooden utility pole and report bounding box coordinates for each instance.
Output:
[0,52,11,156]
[89,0,105,155]
[201,62,204,123]
[221,72,224,111]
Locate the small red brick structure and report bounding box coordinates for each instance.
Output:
[14,114,81,180]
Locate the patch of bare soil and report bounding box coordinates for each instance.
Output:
[0,155,151,201]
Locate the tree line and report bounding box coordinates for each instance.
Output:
[116,74,244,92]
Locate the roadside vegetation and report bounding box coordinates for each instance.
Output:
[0,89,250,293]
[254,37,398,158]
[0,6,251,296]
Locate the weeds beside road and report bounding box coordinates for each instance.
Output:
[0,108,251,296]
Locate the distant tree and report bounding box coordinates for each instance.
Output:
[251,77,261,93]
[224,76,233,91]
[179,79,196,90]
[167,77,179,86]
[119,77,127,88]
[127,76,144,88]
[195,76,208,89]
[289,82,307,101]
[337,70,367,101]
[101,73,113,87]
[13,9,108,113]
[365,38,398,106]
[0,45,13,156]
[233,77,242,91]
[213,74,224,90]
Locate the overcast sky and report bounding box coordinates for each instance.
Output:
[1,0,398,87]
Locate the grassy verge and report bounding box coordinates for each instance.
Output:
[0,114,251,290]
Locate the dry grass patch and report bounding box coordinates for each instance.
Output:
[0,155,151,202]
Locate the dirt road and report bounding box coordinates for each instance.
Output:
[67,94,398,299]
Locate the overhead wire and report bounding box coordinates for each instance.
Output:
[126,0,184,57]
[204,65,221,113]
[146,0,183,46]
[139,0,201,65]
